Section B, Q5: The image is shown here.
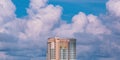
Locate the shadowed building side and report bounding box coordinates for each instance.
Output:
[47,37,76,60]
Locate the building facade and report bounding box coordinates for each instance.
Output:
[47,37,76,60]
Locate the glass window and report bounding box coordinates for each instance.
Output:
[60,48,68,60]
[50,49,55,59]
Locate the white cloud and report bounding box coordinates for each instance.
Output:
[107,0,120,17]
[86,14,111,35]
[0,0,62,59]
[25,19,43,39]
[72,12,88,33]
[106,0,120,32]
[29,0,47,11]
[0,0,16,33]
[0,0,120,60]
[0,0,15,20]
[54,12,111,38]
[19,0,62,41]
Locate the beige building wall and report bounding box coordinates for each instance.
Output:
[47,37,76,60]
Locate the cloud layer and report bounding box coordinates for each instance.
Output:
[0,0,120,60]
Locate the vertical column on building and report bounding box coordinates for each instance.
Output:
[69,39,76,60]
[55,38,60,60]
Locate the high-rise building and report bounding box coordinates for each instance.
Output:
[47,37,76,60]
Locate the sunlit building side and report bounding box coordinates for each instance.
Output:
[47,37,76,60]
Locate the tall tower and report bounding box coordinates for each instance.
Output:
[47,37,76,60]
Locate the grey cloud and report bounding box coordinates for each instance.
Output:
[0,33,18,43]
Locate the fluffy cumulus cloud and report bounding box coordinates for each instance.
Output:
[0,0,15,33]
[0,0,62,59]
[0,0,120,60]
[0,0,15,19]
[106,0,120,17]
[54,12,110,37]
[106,0,120,33]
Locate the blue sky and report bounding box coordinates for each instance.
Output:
[49,0,108,21]
[12,0,30,17]
[0,0,120,60]
[12,0,108,22]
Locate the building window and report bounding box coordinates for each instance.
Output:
[60,48,68,60]
[50,49,55,59]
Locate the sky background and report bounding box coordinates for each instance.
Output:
[12,0,108,22]
[0,0,120,60]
